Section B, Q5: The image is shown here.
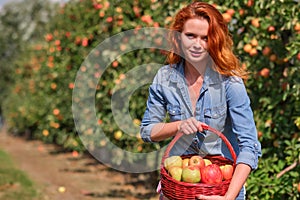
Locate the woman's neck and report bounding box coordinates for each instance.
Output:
[184,60,207,85]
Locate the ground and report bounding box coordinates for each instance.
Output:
[0,127,160,200]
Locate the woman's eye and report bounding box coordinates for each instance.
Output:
[185,33,195,38]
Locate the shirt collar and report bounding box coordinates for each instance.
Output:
[204,58,224,85]
[169,58,224,85]
[169,60,185,83]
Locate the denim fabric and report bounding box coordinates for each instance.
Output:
[140,60,261,198]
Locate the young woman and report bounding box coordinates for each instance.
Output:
[140,2,261,199]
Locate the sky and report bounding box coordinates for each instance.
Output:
[0,0,20,6]
[0,0,69,8]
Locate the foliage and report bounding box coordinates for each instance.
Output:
[0,149,38,200]
[0,0,59,105]
[0,0,299,199]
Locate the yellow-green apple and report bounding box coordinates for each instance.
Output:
[189,155,205,169]
[182,158,190,168]
[168,166,182,181]
[220,164,234,180]
[182,166,201,183]
[203,159,212,166]
[164,156,182,171]
[201,164,223,184]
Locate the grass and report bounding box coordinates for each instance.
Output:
[0,149,38,200]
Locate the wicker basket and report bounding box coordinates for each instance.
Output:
[160,124,237,200]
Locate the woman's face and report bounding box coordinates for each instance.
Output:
[180,18,209,65]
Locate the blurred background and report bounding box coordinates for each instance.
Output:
[0,0,299,199]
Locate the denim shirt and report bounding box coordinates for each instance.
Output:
[140,60,261,170]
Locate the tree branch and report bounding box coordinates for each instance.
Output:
[276,159,300,178]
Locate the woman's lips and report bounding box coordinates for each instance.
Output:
[190,50,204,57]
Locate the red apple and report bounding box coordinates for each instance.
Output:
[269,54,277,62]
[243,43,252,53]
[182,158,190,168]
[239,9,245,16]
[182,166,201,183]
[220,164,234,180]
[267,26,276,32]
[189,155,205,169]
[247,0,254,7]
[297,53,300,61]
[222,13,232,23]
[201,164,223,184]
[226,9,235,17]
[251,18,260,28]
[249,48,258,56]
[259,68,270,78]
[262,46,271,56]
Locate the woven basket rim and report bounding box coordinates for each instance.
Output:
[160,124,237,199]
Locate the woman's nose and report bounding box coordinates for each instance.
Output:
[193,38,203,48]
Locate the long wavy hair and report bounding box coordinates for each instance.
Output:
[167,1,248,79]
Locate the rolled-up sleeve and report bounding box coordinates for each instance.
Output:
[226,77,262,170]
[140,73,167,143]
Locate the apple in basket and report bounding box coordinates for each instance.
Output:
[182,158,190,168]
[168,166,183,181]
[200,164,222,184]
[164,156,182,171]
[189,155,205,169]
[203,158,212,166]
[220,164,234,180]
[182,165,201,183]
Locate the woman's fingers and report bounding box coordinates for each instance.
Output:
[197,121,207,132]
[178,118,203,134]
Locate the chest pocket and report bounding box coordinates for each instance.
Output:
[167,104,185,121]
[204,104,227,132]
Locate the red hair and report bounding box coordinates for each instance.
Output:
[167,1,248,79]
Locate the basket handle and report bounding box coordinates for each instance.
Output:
[161,123,237,166]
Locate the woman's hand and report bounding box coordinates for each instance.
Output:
[177,117,205,134]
